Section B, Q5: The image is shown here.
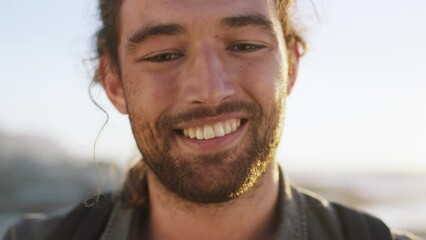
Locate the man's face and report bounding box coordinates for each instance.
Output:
[112,0,291,203]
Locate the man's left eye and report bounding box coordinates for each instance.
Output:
[228,43,266,52]
[141,52,183,62]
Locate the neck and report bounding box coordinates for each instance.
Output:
[142,162,280,240]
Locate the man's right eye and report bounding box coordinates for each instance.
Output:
[142,52,184,62]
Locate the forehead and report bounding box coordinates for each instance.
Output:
[119,0,280,34]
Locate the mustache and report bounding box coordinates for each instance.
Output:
[157,101,261,131]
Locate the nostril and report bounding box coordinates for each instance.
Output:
[189,94,234,106]
[191,100,205,104]
[219,96,231,104]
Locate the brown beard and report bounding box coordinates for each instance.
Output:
[129,100,283,204]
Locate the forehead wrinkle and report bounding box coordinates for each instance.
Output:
[219,13,277,37]
[125,23,186,54]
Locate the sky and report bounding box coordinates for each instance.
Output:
[1,0,425,173]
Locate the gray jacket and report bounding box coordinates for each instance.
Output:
[2,171,421,240]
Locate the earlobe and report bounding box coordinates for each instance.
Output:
[99,56,128,114]
[287,42,300,96]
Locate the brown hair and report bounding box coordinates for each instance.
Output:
[93,0,306,207]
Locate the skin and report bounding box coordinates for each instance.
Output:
[101,0,299,239]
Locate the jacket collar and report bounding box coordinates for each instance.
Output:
[100,167,308,240]
[272,168,307,240]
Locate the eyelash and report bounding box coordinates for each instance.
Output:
[227,43,267,52]
[141,43,266,63]
[142,52,184,62]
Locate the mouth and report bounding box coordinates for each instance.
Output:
[176,118,247,140]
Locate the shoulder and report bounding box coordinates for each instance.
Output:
[293,186,421,240]
[2,208,70,240]
[2,194,116,240]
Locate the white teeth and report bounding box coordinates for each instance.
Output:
[230,119,237,131]
[224,121,232,135]
[213,122,225,137]
[203,126,215,139]
[196,128,204,140]
[188,128,196,139]
[181,119,242,140]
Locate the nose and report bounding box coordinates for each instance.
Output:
[180,45,236,106]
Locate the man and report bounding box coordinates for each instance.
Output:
[2,0,419,239]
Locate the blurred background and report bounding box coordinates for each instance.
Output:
[1,0,425,238]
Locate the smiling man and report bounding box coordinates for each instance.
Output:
[2,0,420,240]
[111,1,290,206]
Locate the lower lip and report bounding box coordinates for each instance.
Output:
[175,123,247,153]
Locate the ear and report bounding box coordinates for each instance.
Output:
[287,42,300,96]
[99,56,128,114]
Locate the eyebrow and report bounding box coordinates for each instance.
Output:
[125,14,276,54]
[126,24,185,53]
[220,14,276,35]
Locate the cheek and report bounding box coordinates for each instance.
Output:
[236,56,286,106]
[123,69,179,121]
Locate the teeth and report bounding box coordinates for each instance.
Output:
[203,126,215,139]
[213,122,225,137]
[182,119,242,140]
[196,128,204,140]
[188,128,196,139]
[224,121,232,135]
[230,119,237,131]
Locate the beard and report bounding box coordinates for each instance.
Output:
[128,100,284,204]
